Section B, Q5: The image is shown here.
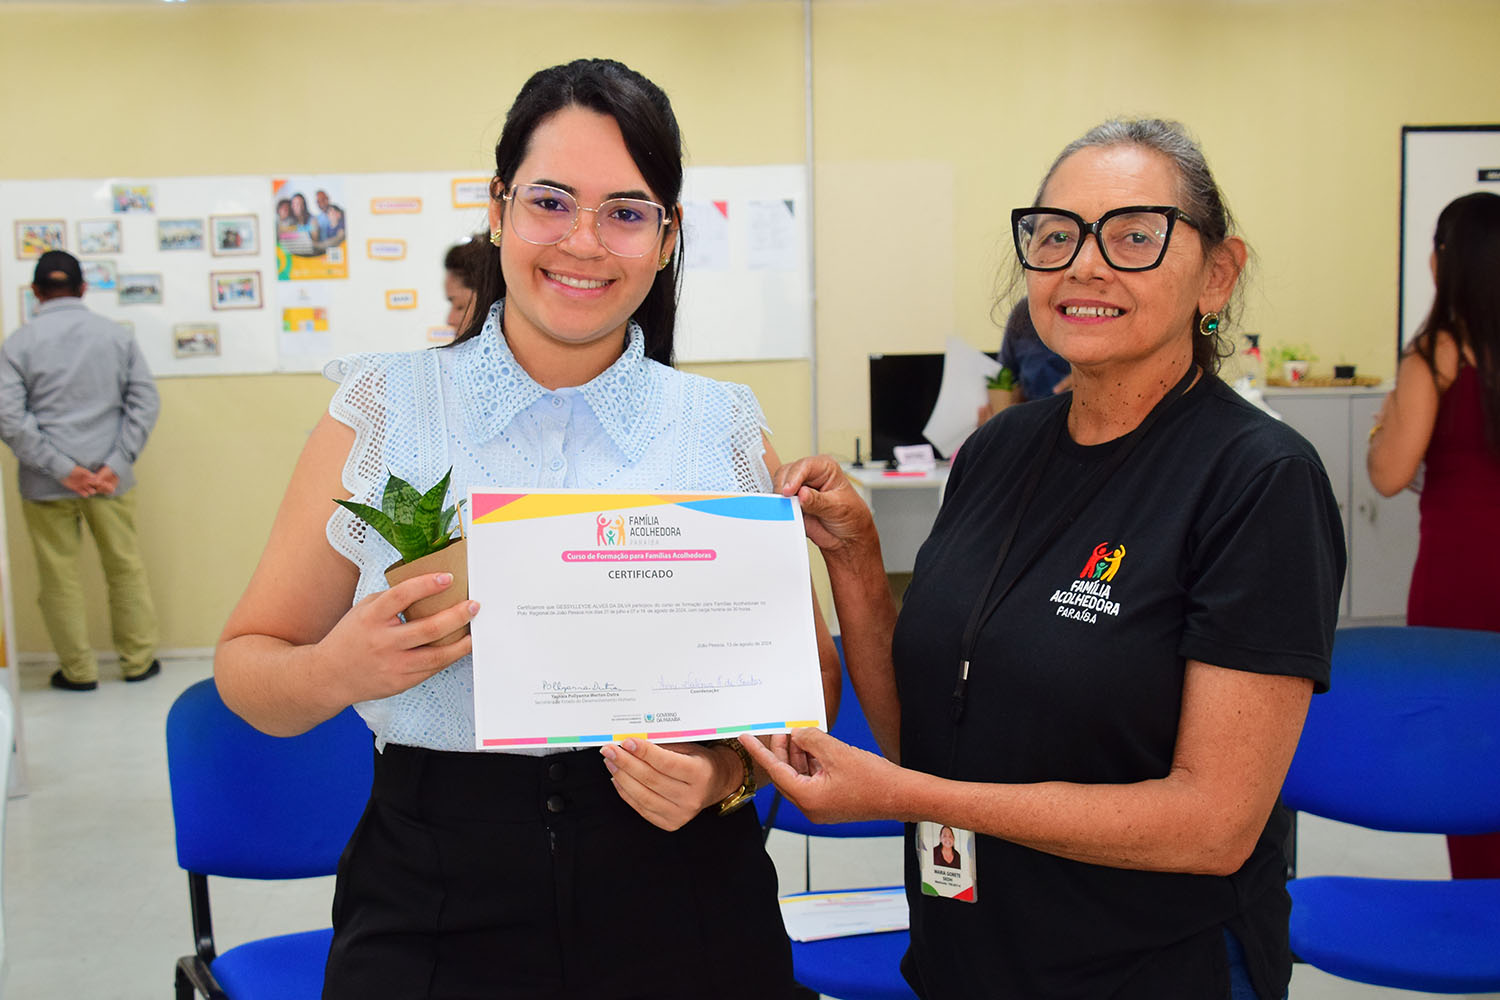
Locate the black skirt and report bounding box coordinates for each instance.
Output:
[323,743,794,1000]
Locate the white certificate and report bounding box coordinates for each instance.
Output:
[466,489,827,749]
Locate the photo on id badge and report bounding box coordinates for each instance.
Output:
[917,821,977,901]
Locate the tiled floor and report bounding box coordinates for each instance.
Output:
[0,655,1491,999]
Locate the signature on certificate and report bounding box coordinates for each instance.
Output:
[655,673,764,691]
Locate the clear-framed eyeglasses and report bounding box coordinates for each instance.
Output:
[1011,205,1198,272]
[501,183,669,259]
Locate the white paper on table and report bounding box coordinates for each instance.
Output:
[892,443,936,472]
[465,489,828,749]
[779,888,910,942]
[921,335,1002,458]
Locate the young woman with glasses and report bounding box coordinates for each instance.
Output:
[1368,191,1500,880]
[216,58,838,1000]
[747,119,1345,1000]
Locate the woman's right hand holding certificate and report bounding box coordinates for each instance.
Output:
[772,455,878,559]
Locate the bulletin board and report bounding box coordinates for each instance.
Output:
[0,165,811,374]
[1398,125,1500,351]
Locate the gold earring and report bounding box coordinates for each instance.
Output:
[657,249,671,271]
[489,226,503,247]
[1198,312,1220,336]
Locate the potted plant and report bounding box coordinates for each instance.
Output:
[334,468,469,644]
[986,366,1019,414]
[1268,344,1317,384]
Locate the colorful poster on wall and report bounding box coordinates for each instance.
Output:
[272,176,348,281]
[278,282,333,360]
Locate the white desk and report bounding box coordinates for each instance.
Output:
[843,464,950,573]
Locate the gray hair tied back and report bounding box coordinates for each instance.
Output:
[1036,118,1245,372]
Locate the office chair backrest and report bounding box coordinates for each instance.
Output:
[167,678,373,879]
[761,640,904,839]
[1282,626,1500,835]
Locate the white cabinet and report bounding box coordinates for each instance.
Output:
[1264,388,1419,623]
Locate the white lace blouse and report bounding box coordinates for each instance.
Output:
[325,300,773,751]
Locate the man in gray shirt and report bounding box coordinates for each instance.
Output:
[0,251,161,691]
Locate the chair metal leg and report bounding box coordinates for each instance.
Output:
[175,961,194,1000]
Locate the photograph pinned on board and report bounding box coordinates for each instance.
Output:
[172,323,221,359]
[111,183,155,213]
[117,272,164,305]
[81,260,118,291]
[273,176,348,280]
[77,218,123,255]
[17,286,38,325]
[210,270,262,310]
[210,214,259,256]
[15,220,65,259]
[158,218,205,251]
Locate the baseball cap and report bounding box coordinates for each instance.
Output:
[33,250,83,289]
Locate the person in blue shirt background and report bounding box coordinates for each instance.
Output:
[999,296,1072,401]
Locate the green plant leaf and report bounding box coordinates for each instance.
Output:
[411,469,453,547]
[333,499,400,551]
[382,474,422,525]
[390,522,436,563]
[986,366,1016,390]
[337,468,461,564]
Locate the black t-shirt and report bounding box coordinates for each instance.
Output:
[893,376,1346,1000]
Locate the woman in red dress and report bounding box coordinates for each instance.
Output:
[1368,190,1500,878]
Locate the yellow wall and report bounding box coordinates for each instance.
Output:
[0,0,811,653]
[2,0,1497,653]
[809,0,1500,455]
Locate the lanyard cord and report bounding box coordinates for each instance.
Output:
[949,365,1200,734]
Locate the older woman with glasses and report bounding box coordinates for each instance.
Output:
[746,119,1345,1000]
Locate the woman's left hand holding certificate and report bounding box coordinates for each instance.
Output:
[601,737,742,831]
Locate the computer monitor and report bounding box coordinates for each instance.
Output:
[868,351,997,463]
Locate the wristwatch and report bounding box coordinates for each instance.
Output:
[715,738,757,816]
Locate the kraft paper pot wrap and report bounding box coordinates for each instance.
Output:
[384,538,469,645]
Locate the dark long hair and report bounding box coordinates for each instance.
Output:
[1014,118,1245,374]
[1412,191,1500,452]
[450,58,684,366]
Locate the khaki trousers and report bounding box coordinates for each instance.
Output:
[21,493,159,683]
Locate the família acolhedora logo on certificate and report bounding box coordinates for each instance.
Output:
[464,490,828,750]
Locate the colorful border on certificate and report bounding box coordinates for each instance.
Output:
[471,492,792,524]
[481,720,821,748]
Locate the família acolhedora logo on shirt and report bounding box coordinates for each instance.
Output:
[1048,541,1126,624]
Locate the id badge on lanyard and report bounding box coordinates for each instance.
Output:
[916,821,978,902]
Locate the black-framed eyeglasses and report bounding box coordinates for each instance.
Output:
[501,183,669,259]
[1011,205,1198,272]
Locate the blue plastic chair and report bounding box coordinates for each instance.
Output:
[758,640,917,1000]
[1282,626,1500,993]
[166,678,373,1000]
